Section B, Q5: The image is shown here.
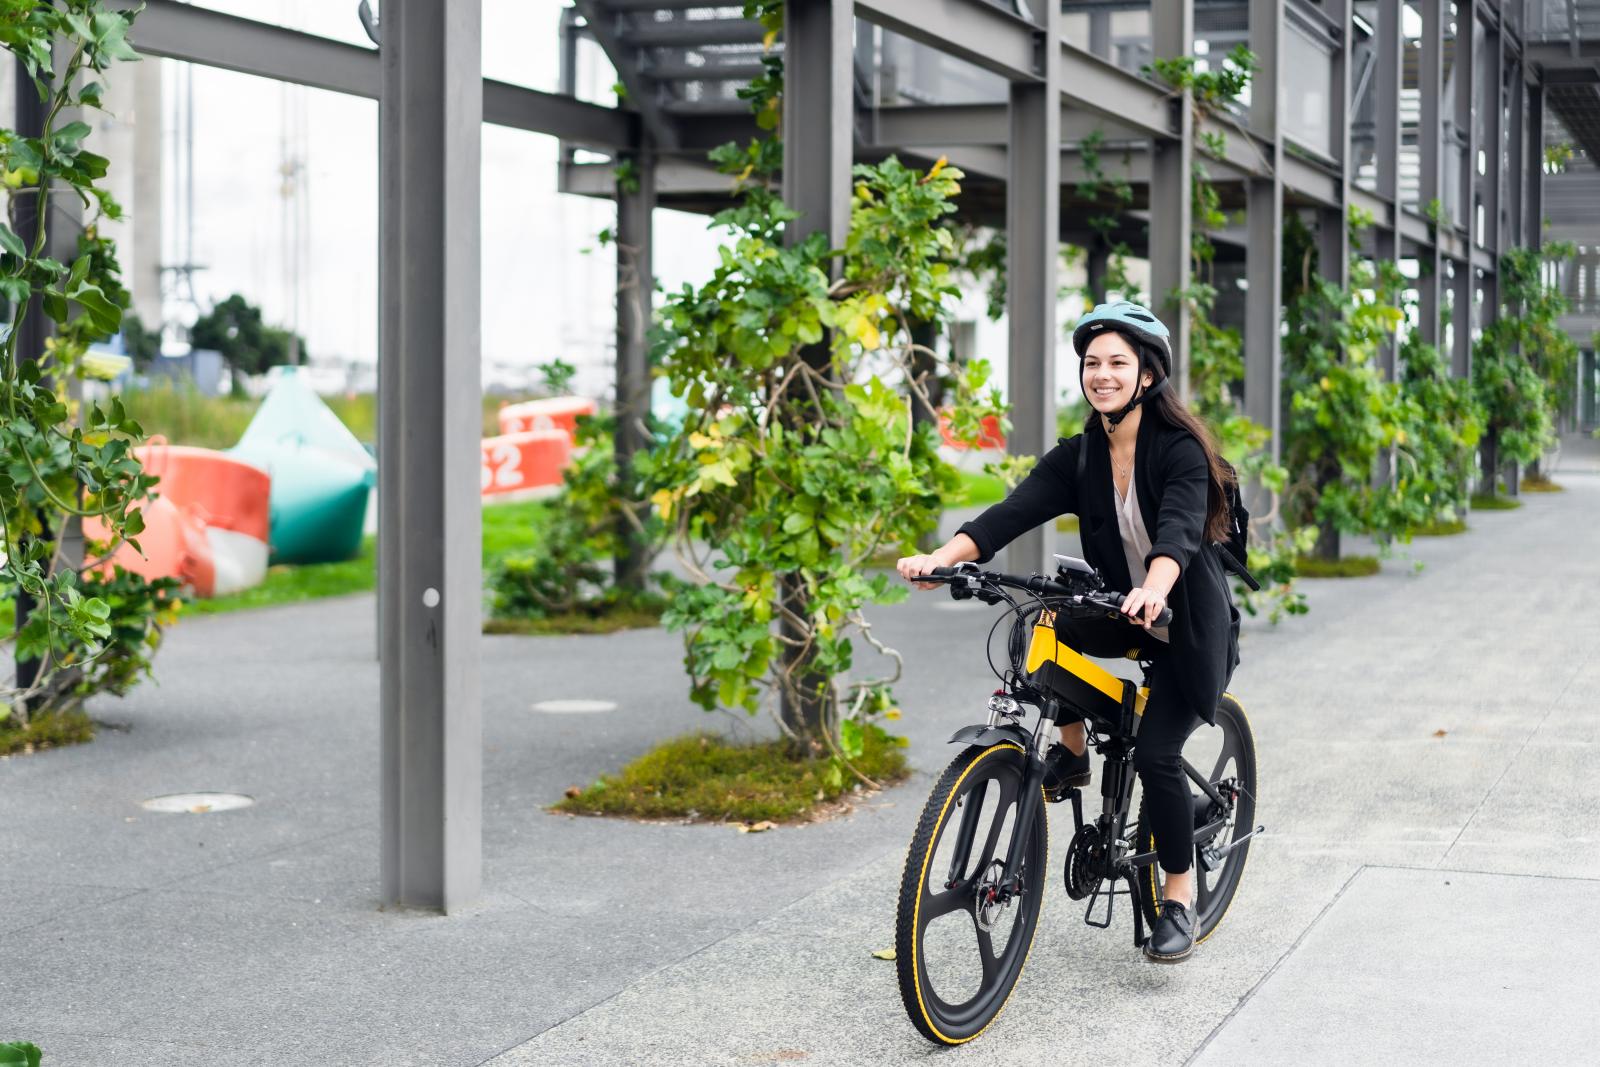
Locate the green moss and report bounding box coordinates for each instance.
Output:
[0,708,95,756]
[1411,518,1468,537]
[1470,493,1523,511]
[484,601,663,636]
[1294,554,1380,578]
[1520,475,1564,493]
[553,729,911,824]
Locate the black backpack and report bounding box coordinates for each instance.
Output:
[1075,429,1261,592]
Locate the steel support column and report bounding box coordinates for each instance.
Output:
[1507,59,1525,251]
[1317,0,1352,291]
[1418,0,1445,346]
[1481,19,1504,324]
[1451,0,1477,376]
[378,0,483,912]
[1003,1,1062,578]
[1525,83,1544,251]
[780,0,853,735]
[783,0,852,251]
[1148,0,1193,397]
[1374,0,1402,386]
[1244,0,1284,480]
[614,149,655,590]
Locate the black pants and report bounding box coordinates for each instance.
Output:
[1057,615,1203,874]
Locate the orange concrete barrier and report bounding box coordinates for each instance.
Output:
[496,396,598,441]
[481,430,572,499]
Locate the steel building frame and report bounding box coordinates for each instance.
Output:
[96,0,1600,910]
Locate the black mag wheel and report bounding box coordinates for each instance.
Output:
[1135,693,1257,943]
[894,743,1047,1046]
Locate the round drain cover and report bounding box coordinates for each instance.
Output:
[532,699,616,714]
[141,792,255,815]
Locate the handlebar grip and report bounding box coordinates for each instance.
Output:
[1111,592,1172,627]
[930,566,957,577]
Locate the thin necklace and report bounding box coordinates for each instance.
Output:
[1112,451,1133,480]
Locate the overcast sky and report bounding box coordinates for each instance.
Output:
[123,0,725,398]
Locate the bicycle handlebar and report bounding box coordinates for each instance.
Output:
[920,564,1174,628]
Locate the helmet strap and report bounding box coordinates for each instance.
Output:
[1104,375,1168,434]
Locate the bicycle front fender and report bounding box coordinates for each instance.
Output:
[947,722,1031,749]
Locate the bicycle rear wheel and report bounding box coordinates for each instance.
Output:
[894,743,1047,1046]
[1134,693,1257,941]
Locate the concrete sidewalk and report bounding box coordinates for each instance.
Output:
[3,436,1598,1066]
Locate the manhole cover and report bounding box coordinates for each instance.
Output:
[531,699,617,714]
[140,792,255,815]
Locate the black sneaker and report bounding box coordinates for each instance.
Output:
[1041,743,1091,800]
[1143,900,1196,964]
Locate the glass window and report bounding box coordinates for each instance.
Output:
[1282,24,1333,157]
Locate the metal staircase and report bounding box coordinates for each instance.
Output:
[567,2,781,149]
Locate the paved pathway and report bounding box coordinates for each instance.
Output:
[3,436,1597,1066]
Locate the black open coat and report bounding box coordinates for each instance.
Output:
[955,410,1240,722]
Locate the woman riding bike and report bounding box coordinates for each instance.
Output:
[897,300,1242,964]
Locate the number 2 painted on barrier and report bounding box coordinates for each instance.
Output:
[481,442,522,491]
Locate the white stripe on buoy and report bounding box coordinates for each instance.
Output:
[532,699,617,714]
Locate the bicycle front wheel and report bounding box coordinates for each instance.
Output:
[1135,692,1257,941]
[894,743,1047,1046]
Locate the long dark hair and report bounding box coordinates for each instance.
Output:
[1082,332,1237,545]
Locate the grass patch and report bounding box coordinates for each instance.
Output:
[554,729,911,823]
[184,498,557,616]
[484,601,664,636]
[1470,493,1523,511]
[1520,474,1564,493]
[1294,554,1380,578]
[0,708,95,756]
[183,536,378,615]
[1411,518,1468,537]
[121,384,534,451]
[1054,515,1080,534]
[943,469,1008,508]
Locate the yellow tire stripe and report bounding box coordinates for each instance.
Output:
[908,744,1045,1046]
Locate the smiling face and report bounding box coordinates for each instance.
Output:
[1081,331,1152,414]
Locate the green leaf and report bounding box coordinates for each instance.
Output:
[0,224,26,259]
[0,1042,42,1067]
[839,718,864,760]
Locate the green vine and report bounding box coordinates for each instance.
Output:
[1,3,178,723]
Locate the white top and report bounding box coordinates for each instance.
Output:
[1113,469,1171,644]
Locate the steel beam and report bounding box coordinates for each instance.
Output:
[114,0,639,149]
[115,0,379,96]
[614,150,655,589]
[1148,0,1193,398]
[1003,2,1062,578]
[378,0,483,913]
[1418,0,1445,347]
[855,0,1043,81]
[1246,0,1284,473]
[872,103,1144,148]
[1058,39,1179,141]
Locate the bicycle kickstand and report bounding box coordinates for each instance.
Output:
[1127,873,1148,948]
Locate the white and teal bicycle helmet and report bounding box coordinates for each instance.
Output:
[1071,300,1173,431]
